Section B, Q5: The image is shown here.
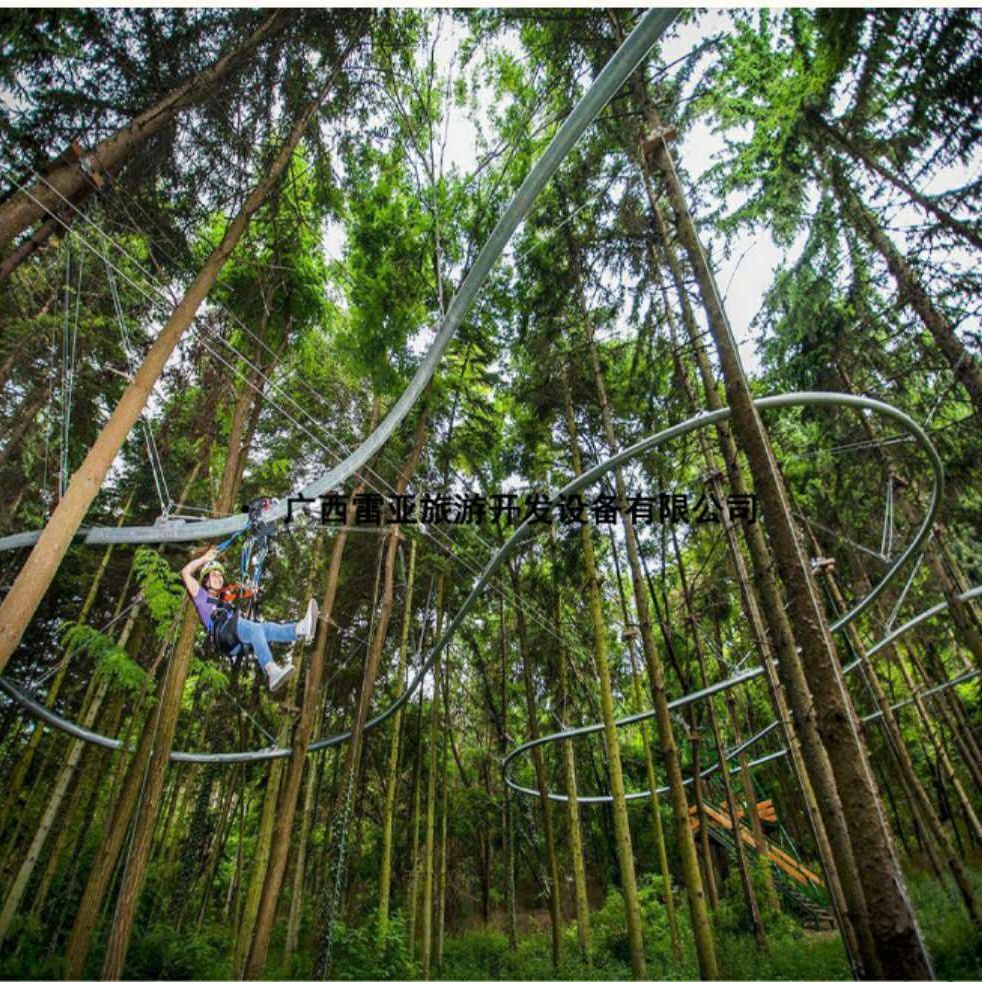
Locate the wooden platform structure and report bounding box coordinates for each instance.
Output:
[689,799,824,889]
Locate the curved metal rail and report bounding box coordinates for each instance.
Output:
[0,8,679,556]
[503,592,981,803]
[0,393,949,764]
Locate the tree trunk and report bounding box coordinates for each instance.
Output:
[723,688,780,912]
[511,562,565,973]
[608,538,682,956]
[674,532,768,948]
[578,306,718,976]
[810,112,982,251]
[0,50,356,675]
[0,382,48,473]
[406,683,425,962]
[314,399,428,978]
[240,516,350,976]
[643,110,931,977]
[232,707,295,976]
[560,367,650,978]
[0,673,109,945]
[421,577,445,980]
[435,647,451,972]
[0,200,77,286]
[812,539,978,922]
[553,534,593,968]
[63,673,160,977]
[195,780,239,927]
[379,538,417,928]
[894,651,982,844]
[500,591,518,951]
[0,12,292,254]
[827,153,982,415]
[284,705,324,959]
[0,492,131,844]
[648,201,873,976]
[690,732,719,911]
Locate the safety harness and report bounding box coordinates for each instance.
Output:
[208,497,276,660]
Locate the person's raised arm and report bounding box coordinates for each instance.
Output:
[181,546,218,596]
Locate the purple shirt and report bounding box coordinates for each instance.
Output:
[192,585,219,630]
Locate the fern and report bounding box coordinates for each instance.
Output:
[59,622,148,694]
[133,547,185,639]
[182,656,230,710]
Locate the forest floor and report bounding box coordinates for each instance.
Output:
[432,868,982,981]
[2,867,979,979]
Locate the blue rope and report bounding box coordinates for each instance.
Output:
[214,527,246,555]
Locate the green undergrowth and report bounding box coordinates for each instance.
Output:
[1,869,978,979]
[434,868,982,981]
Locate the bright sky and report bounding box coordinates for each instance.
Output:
[346,9,977,382]
[325,10,788,376]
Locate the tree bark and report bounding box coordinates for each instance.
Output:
[0,493,131,844]
[643,111,931,977]
[609,539,682,958]
[578,308,718,976]
[560,367,651,979]
[0,382,48,473]
[827,153,982,415]
[0,12,293,254]
[0,200,77,286]
[406,682,425,962]
[421,577,445,980]
[284,704,323,958]
[499,591,518,951]
[378,539,417,928]
[809,112,982,251]
[232,706,295,976]
[314,398,428,977]
[0,672,109,945]
[648,202,873,976]
[435,646,451,972]
[0,49,356,675]
[552,531,593,968]
[63,674,160,977]
[510,561,564,972]
[240,517,349,975]
[815,559,977,923]
[673,531,767,949]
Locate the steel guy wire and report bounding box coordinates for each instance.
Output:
[10,169,550,590]
[9,75,760,708]
[885,549,925,634]
[186,337,612,703]
[62,238,85,496]
[6,104,698,665]
[104,255,172,513]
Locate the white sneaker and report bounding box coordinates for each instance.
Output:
[295,598,319,644]
[267,662,295,693]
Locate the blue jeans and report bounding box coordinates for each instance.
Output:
[235,617,297,670]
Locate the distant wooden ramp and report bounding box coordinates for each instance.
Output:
[689,800,824,890]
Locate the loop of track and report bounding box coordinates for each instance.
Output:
[0,392,950,764]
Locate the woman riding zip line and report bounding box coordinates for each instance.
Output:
[182,545,318,693]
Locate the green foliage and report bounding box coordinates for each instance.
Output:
[60,622,147,693]
[333,148,433,395]
[182,656,230,709]
[133,547,185,639]
[328,913,413,980]
[0,914,64,979]
[125,923,227,980]
[906,867,982,979]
